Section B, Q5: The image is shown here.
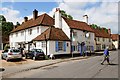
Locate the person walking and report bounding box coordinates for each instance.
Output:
[101,47,110,65]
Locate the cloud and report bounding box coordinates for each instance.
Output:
[57,1,118,34]
[1,7,23,24]
[1,7,47,25]
[1,1,118,34]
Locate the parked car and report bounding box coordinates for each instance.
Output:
[1,49,22,61]
[25,49,45,60]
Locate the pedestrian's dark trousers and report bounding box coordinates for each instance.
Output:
[101,55,109,64]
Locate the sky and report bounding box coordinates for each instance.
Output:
[0,0,119,34]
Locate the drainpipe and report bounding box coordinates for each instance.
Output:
[70,29,73,57]
[44,34,47,55]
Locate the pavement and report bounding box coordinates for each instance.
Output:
[1,55,90,78]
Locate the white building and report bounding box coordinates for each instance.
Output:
[54,8,95,54]
[9,8,113,56]
[10,9,54,51]
[111,34,119,49]
[91,27,112,51]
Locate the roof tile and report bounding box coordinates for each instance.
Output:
[11,13,54,33]
[33,27,70,41]
[63,17,94,32]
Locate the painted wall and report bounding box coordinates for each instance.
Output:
[112,41,119,49]
[35,41,70,55]
[95,37,112,50]
[62,18,71,38]
[71,29,95,53]
[48,41,70,55]
[9,26,49,49]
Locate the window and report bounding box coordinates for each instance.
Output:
[42,42,46,48]
[28,29,32,35]
[16,32,18,37]
[102,44,106,49]
[72,45,78,51]
[37,27,39,33]
[103,38,105,42]
[73,32,77,38]
[109,39,111,42]
[98,37,100,41]
[56,41,66,52]
[21,31,24,36]
[67,43,69,47]
[58,42,63,51]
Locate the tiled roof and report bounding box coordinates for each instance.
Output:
[111,34,119,41]
[63,17,94,32]
[11,13,54,33]
[91,27,111,38]
[33,27,70,41]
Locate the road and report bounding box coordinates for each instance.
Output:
[2,50,119,78]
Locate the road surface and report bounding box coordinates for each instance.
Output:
[2,50,119,78]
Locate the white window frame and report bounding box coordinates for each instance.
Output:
[16,32,18,37]
[21,31,24,36]
[73,32,77,38]
[28,29,32,35]
[58,42,63,51]
[42,42,46,48]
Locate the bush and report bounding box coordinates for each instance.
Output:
[45,55,49,60]
[4,44,10,50]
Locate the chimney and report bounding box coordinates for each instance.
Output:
[55,8,62,29]
[83,15,88,24]
[24,17,28,22]
[33,9,38,20]
[108,28,111,34]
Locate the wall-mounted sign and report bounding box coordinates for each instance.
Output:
[85,32,90,38]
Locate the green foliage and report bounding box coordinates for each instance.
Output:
[4,44,10,50]
[0,15,6,22]
[2,21,13,36]
[53,10,73,20]
[91,24,109,33]
[45,55,49,60]
[67,15,73,20]
[91,24,98,29]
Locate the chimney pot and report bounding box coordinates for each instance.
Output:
[56,8,60,12]
[33,9,38,20]
[24,17,28,22]
[108,28,111,34]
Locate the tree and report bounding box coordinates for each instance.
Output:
[0,15,6,22]
[0,15,14,49]
[91,24,98,29]
[53,10,73,20]
[91,24,108,33]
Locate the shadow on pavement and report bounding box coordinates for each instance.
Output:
[93,53,103,56]
[0,68,5,72]
[109,63,118,66]
[8,58,27,62]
